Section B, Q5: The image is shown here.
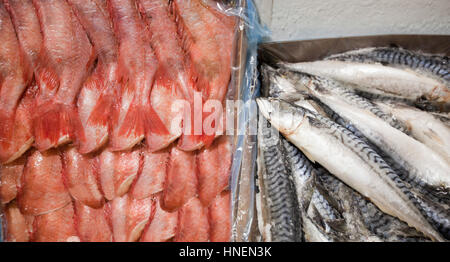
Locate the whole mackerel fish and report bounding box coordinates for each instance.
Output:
[256,98,444,241]
[325,47,450,82]
[279,60,450,111]
[256,116,303,242]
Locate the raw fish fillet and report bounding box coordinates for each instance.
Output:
[139,0,195,151]
[197,135,231,206]
[174,197,209,242]
[126,196,154,242]
[68,0,119,154]
[114,147,141,197]
[110,194,153,242]
[62,146,104,208]
[0,156,25,204]
[98,148,116,200]
[4,201,33,242]
[130,146,169,199]
[32,202,80,242]
[74,201,113,242]
[4,0,42,72]
[173,0,234,149]
[17,149,71,216]
[108,0,167,151]
[32,0,94,151]
[0,2,29,162]
[161,146,197,212]
[208,191,231,242]
[140,194,177,242]
[0,85,36,164]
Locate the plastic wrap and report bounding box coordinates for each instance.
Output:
[0,0,264,242]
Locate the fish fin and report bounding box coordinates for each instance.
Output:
[33,103,77,151]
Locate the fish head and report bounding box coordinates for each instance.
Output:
[257,98,306,136]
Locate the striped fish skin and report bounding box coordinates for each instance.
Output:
[257,98,444,241]
[325,47,450,82]
[256,116,302,242]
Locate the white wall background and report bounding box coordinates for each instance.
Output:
[254,0,450,41]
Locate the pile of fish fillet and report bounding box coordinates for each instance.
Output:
[0,0,235,242]
[256,47,450,242]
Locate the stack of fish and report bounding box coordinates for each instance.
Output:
[256,46,450,242]
[0,0,234,242]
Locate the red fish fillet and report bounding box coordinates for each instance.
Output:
[32,202,80,242]
[4,0,42,72]
[130,146,169,199]
[126,196,154,242]
[0,156,25,205]
[140,194,177,242]
[98,148,116,201]
[208,190,231,242]
[0,3,29,163]
[173,0,233,149]
[108,0,167,151]
[174,197,209,242]
[62,146,104,208]
[110,195,127,242]
[4,201,33,242]
[139,0,195,151]
[161,146,197,212]
[32,0,94,151]
[197,135,231,207]
[74,201,113,242]
[114,147,141,197]
[17,149,71,216]
[0,84,37,164]
[110,194,153,242]
[68,0,119,154]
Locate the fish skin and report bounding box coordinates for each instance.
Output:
[114,147,141,198]
[74,201,113,242]
[197,135,231,207]
[0,156,25,205]
[130,146,169,200]
[0,2,29,163]
[173,0,233,149]
[61,146,104,208]
[375,101,450,162]
[174,197,209,242]
[257,98,444,241]
[17,149,71,216]
[301,76,450,195]
[32,202,80,242]
[32,0,94,151]
[108,0,168,151]
[98,148,115,201]
[126,196,154,242]
[140,194,177,242]
[161,145,197,212]
[208,191,231,242]
[4,0,41,74]
[110,194,153,242]
[4,201,32,242]
[68,0,119,154]
[139,0,193,151]
[256,117,302,242]
[0,84,36,164]
[326,47,450,82]
[280,60,450,110]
